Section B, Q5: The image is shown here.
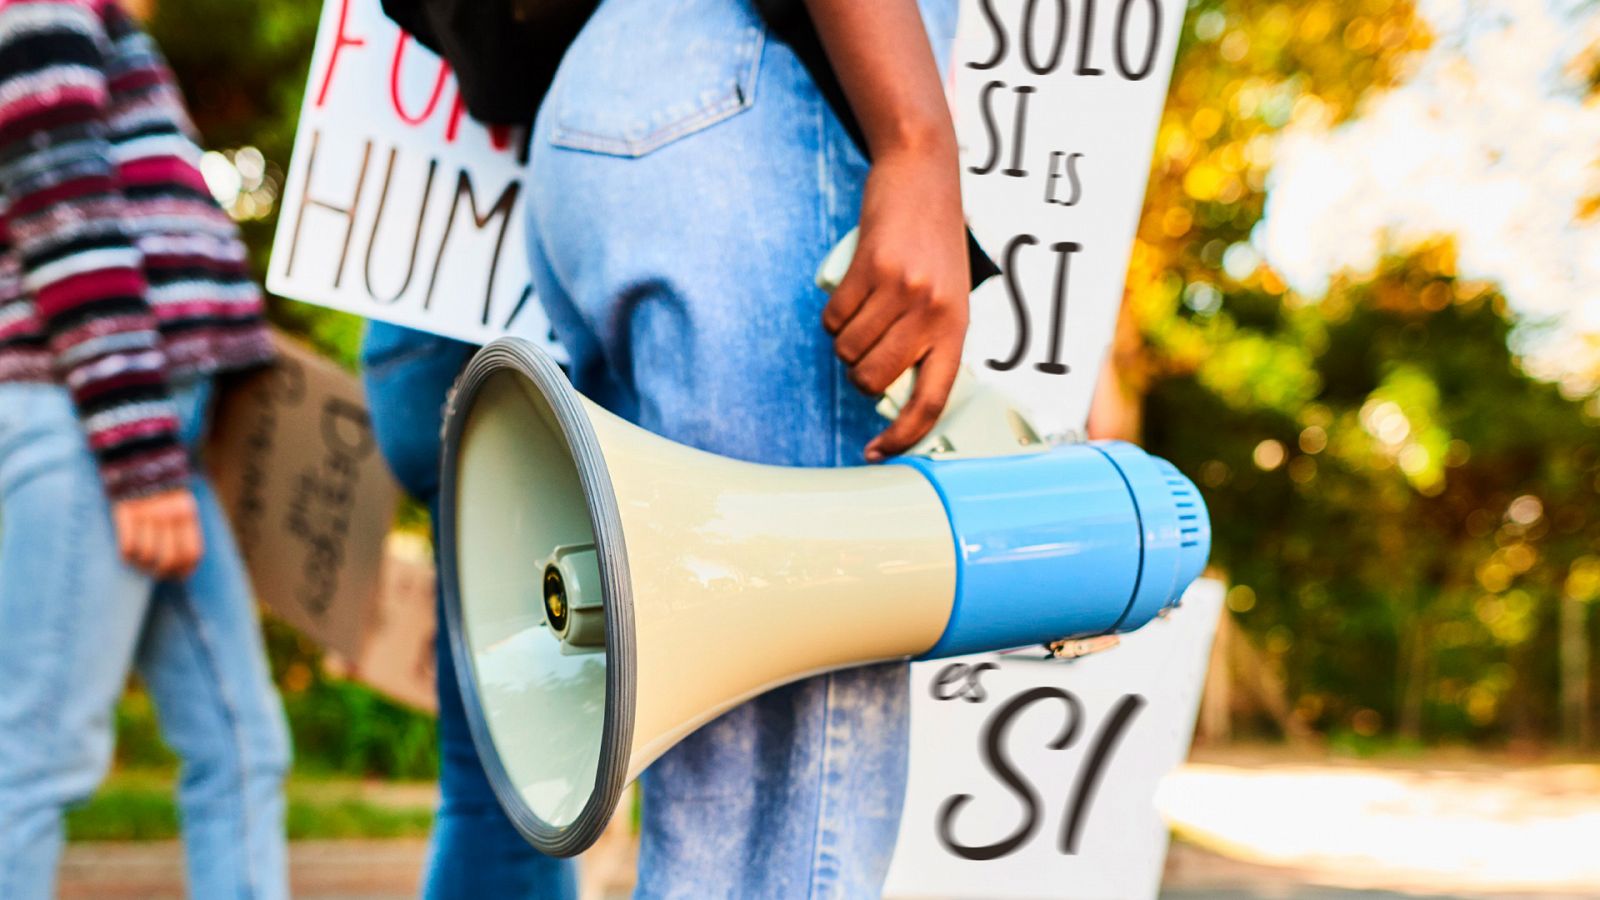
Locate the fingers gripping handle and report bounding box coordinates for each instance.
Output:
[817,229,1044,459]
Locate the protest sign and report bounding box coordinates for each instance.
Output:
[267,0,554,346]
[955,0,1184,434]
[884,581,1222,900]
[268,0,1184,436]
[208,333,434,710]
[350,532,438,713]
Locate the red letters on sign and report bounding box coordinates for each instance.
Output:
[446,93,466,143]
[315,0,366,108]
[390,32,452,126]
[445,86,514,153]
[311,0,519,157]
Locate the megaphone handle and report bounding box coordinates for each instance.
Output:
[875,366,976,422]
[814,229,859,295]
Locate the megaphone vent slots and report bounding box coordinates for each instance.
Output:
[439,337,1210,857]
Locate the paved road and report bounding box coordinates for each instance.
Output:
[61,840,424,900]
[59,752,1600,898]
[1159,840,1596,900]
[1163,752,1600,897]
[60,839,1593,900]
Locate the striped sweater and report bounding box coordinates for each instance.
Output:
[0,0,271,500]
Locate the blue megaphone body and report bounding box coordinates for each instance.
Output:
[897,440,1210,658]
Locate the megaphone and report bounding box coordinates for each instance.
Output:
[437,337,1210,857]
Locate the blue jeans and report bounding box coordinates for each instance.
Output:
[0,379,290,900]
[360,322,578,900]
[523,0,956,895]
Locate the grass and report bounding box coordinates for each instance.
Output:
[66,768,435,841]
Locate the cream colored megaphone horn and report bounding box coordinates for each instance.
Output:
[436,332,1210,858]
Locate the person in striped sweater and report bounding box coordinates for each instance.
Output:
[0,1,289,896]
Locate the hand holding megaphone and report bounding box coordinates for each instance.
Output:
[819,227,1046,460]
[816,226,978,462]
[437,248,1212,856]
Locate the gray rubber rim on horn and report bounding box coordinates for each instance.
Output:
[437,336,637,858]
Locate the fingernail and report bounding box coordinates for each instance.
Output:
[865,448,883,463]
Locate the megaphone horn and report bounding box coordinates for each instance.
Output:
[439,337,1210,858]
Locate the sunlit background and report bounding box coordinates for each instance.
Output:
[1121,0,1600,753]
[80,0,1600,895]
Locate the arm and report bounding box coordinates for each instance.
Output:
[805,0,970,461]
[0,1,200,578]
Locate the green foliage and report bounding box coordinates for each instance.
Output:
[278,679,440,780]
[113,688,178,769]
[66,779,179,841]
[283,795,434,840]
[1134,0,1600,743]
[67,770,434,841]
[147,0,320,158]
[148,0,364,366]
[115,620,437,780]
[262,620,439,780]
[1146,258,1600,740]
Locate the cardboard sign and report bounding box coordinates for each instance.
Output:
[884,581,1223,900]
[207,333,435,711]
[351,532,438,712]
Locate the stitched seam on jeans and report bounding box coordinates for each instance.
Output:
[809,672,844,900]
[551,28,767,158]
[815,85,843,468]
[37,446,95,744]
[170,583,264,898]
[551,93,745,156]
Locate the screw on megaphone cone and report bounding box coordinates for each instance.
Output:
[544,544,606,655]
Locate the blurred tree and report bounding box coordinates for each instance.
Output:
[148,0,365,367]
[1128,0,1600,748]
[146,0,316,157]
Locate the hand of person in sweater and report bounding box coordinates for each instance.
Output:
[114,489,204,581]
[807,0,971,462]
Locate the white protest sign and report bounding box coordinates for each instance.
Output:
[885,581,1223,900]
[956,0,1185,435]
[268,0,554,346]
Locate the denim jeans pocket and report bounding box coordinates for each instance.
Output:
[547,0,766,158]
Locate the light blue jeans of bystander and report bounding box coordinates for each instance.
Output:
[0,379,291,899]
